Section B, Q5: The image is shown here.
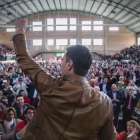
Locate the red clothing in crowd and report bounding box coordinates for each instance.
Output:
[24,96,30,104]
[89,81,94,88]
[15,120,27,131]
[116,131,140,140]
[0,111,3,119]
[89,81,99,88]
[116,131,127,140]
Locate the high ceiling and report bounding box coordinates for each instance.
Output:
[0,0,140,33]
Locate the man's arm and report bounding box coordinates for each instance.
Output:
[13,19,56,94]
[16,124,28,140]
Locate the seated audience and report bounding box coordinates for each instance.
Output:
[14,106,35,140]
[14,95,29,120]
[18,90,30,104]
[0,107,21,140]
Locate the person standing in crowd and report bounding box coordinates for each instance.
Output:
[18,90,30,104]
[126,80,139,95]
[107,84,124,128]
[12,18,115,140]
[14,95,29,120]
[99,76,111,94]
[26,79,36,103]
[15,106,35,140]
[117,81,125,94]
[122,86,139,130]
[13,77,28,96]
[0,107,21,140]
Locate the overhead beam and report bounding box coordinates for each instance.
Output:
[23,1,34,14]
[89,0,96,13]
[95,0,103,14]
[65,0,67,10]
[59,0,62,10]
[0,10,136,34]
[0,23,134,28]
[83,0,88,12]
[119,3,140,23]
[38,0,46,11]
[52,0,57,10]
[111,0,137,20]
[105,0,123,17]
[100,3,110,16]
[45,0,51,10]
[30,1,40,13]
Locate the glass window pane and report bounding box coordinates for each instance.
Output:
[33,22,42,31]
[70,18,76,30]
[138,38,140,45]
[47,39,54,45]
[47,19,54,31]
[93,39,103,45]
[82,21,91,30]
[33,39,42,46]
[7,28,15,32]
[56,39,68,45]
[70,39,76,45]
[56,18,67,30]
[109,27,119,31]
[82,39,91,45]
[93,21,103,30]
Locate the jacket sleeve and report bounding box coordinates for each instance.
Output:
[116,131,127,140]
[118,92,124,105]
[12,34,56,94]
[98,101,115,140]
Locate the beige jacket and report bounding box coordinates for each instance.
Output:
[13,34,115,140]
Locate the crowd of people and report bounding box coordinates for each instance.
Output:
[0,45,15,61]
[0,42,140,139]
[110,45,140,64]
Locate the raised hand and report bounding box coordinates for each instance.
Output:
[127,130,137,140]
[15,18,28,32]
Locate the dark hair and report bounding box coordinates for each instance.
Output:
[103,76,108,80]
[18,90,25,95]
[24,106,35,115]
[66,45,92,76]
[16,95,24,99]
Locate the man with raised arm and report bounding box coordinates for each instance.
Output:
[12,18,115,140]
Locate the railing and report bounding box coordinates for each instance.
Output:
[32,50,105,60]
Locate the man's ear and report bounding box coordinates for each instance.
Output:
[67,60,73,70]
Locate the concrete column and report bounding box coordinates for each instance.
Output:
[77,12,80,44]
[105,18,107,55]
[44,12,47,60]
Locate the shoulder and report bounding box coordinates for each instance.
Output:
[91,90,112,105]
[24,103,29,107]
[15,118,22,123]
[107,90,112,94]
[116,131,127,139]
[15,120,26,131]
[117,91,122,95]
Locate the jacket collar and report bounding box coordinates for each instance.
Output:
[63,74,89,85]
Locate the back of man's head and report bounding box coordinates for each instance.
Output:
[66,45,92,76]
